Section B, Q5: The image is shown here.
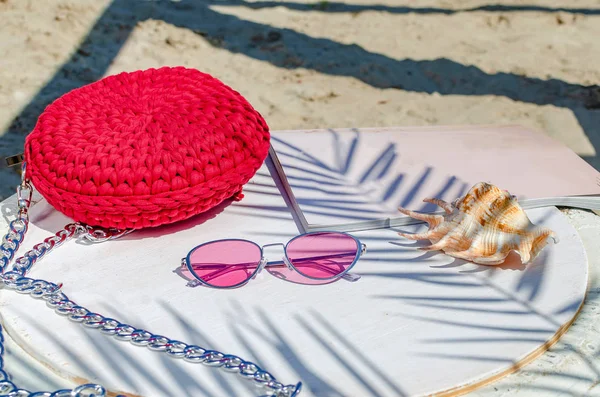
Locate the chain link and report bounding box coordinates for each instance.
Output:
[1,271,301,396]
[0,171,302,397]
[11,223,85,276]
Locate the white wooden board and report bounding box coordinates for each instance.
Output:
[0,162,589,397]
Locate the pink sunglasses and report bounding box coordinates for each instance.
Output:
[182,231,366,289]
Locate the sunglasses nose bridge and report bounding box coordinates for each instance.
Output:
[262,242,285,249]
[261,243,287,265]
[253,257,268,279]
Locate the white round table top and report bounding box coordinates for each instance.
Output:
[0,169,590,397]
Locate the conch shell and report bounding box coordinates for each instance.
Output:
[397,182,559,265]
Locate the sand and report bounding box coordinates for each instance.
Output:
[1,0,599,201]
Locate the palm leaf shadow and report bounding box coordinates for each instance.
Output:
[224,300,407,396]
[5,222,597,397]
[8,295,408,397]
[308,310,406,396]
[11,302,281,396]
[373,245,600,391]
[249,129,468,227]
[226,302,346,397]
[1,335,66,391]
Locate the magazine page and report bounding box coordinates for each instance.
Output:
[270,125,600,231]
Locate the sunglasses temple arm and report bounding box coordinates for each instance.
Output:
[314,263,361,282]
[341,273,361,282]
[288,258,362,282]
[285,250,361,262]
[264,251,355,268]
[193,262,359,284]
[284,248,365,281]
[189,262,260,282]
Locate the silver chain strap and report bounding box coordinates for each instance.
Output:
[0,170,302,397]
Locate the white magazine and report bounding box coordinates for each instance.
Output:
[267,125,600,232]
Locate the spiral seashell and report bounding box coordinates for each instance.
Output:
[397,182,559,265]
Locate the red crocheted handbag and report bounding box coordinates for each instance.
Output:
[23,66,270,229]
[2,67,301,396]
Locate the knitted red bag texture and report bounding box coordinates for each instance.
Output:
[24,67,270,230]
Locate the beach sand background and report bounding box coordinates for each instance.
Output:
[1,0,599,200]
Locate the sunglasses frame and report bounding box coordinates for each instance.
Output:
[182,231,367,289]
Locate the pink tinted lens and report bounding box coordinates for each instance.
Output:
[188,240,261,288]
[286,232,358,279]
